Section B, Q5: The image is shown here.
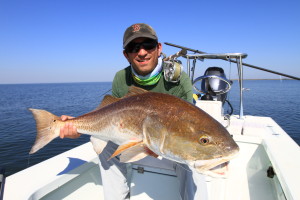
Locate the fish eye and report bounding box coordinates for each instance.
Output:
[199,135,210,145]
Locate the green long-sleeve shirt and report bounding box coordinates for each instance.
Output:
[112,65,193,103]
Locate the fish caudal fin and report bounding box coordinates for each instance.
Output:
[29,108,61,154]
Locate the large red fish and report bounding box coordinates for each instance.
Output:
[29,86,239,174]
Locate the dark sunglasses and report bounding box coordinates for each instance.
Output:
[125,39,158,53]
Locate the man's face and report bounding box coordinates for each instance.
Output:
[123,37,162,76]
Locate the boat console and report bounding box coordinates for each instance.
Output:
[3,46,300,200]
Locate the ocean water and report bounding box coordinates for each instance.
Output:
[0,80,299,176]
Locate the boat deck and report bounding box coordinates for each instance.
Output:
[4,113,300,200]
[4,112,300,200]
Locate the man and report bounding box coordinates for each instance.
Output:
[60,23,207,200]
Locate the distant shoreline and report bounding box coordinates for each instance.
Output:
[0,81,113,85]
[230,78,293,81]
[0,79,296,85]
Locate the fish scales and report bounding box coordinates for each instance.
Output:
[29,87,239,175]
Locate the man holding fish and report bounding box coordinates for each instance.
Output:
[60,23,200,200]
[30,23,239,200]
[60,23,201,199]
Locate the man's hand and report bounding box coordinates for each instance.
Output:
[59,115,81,139]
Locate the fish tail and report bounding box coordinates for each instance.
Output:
[28,108,61,154]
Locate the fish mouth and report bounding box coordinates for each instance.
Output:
[206,161,230,177]
[193,149,239,177]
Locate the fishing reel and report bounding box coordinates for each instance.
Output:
[193,67,232,104]
[161,51,184,83]
[163,59,182,83]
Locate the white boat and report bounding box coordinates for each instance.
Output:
[2,51,300,200]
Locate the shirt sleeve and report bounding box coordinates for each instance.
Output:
[112,71,123,98]
[112,67,131,98]
[178,72,194,103]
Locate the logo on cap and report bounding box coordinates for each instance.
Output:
[132,24,141,32]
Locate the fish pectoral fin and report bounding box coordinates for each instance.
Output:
[109,141,159,163]
[119,144,159,163]
[142,116,168,152]
[90,136,108,154]
[109,141,142,160]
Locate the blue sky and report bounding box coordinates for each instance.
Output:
[1,0,299,84]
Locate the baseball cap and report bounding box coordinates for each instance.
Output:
[123,23,158,48]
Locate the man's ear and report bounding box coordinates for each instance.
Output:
[157,42,162,56]
[123,50,130,62]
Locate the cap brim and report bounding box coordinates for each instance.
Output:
[123,34,158,48]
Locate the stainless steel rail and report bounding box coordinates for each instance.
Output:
[184,53,246,118]
[165,42,300,81]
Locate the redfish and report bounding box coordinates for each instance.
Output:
[29,86,239,174]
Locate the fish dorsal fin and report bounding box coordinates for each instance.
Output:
[95,95,121,110]
[124,86,149,98]
[94,86,148,110]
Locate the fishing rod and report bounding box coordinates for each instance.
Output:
[0,167,5,200]
[165,42,300,81]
